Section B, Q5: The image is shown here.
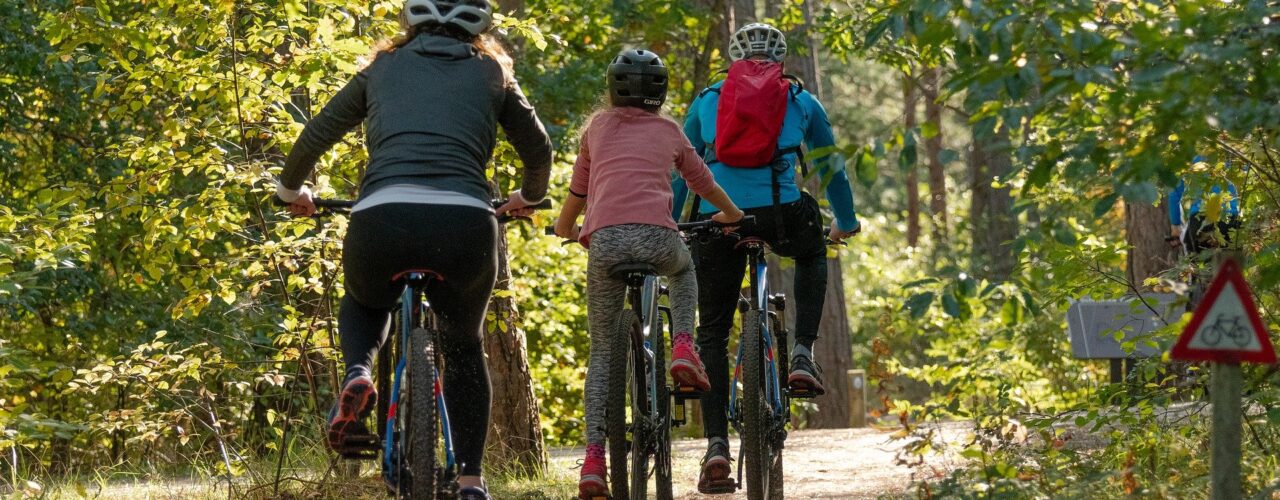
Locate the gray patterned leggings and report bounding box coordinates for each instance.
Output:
[584,224,696,446]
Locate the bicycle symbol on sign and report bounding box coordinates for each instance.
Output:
[1201,315,1252,348]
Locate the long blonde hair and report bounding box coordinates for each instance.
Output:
[367,19,515,86]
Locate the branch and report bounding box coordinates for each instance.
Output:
[1088,260,1171,327]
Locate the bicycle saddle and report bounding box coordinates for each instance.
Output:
[609,261,658,280]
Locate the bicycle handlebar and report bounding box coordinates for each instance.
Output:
[676,215,756,232]
[271,197,356,210]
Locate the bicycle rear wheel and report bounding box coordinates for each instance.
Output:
[406,327,438,499]
[607,310,635,500]
[629,335,649,500]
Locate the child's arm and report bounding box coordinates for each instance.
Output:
[555,193,586,240]
[556,128,591,241]
[702,184,744,224]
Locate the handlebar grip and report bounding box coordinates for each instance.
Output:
[272,196,355,209]
[544,226,557,236]
[492,198,554,210]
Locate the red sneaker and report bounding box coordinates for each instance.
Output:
[670,332,710,392]
[326,375,376,452]
[578,443,608,499]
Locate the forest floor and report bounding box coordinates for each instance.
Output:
[41,423,970,499]
[546,422,971,499]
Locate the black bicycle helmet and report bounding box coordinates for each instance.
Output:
[607,49,668,111]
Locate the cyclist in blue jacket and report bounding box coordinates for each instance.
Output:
[1168,156,1242,253]
[672,22,861,493]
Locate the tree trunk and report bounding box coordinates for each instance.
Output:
[690,0,729,102]
[923,67,947,243]
[483,230,547,474]
[969,119,1017,282]
[730,0,756,30]
[903,71,921,247]
[782,0,853,430]
[1125,200,1176,287]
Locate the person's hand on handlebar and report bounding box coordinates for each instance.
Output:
[495,189,539,218]
[710,207,746,232]
[1167,226,1184,249]
[277,182,317,218]
[554,220,581,241]
[829,219,861,241]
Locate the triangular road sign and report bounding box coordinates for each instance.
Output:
[1171,259,1276,364]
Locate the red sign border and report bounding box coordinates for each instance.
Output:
[1170,259,1277,364]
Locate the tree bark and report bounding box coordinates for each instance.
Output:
[904,70,921,247]
[782,0,853,430]
[968,119,1017,282]
[1124,200,1176,287]
[690,0,729,102]
[483,229,547,474]
[730,0,756,31]
[923,67,947,243]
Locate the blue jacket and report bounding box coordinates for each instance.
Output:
[671,81,859,232]
[1168,157,1241,225]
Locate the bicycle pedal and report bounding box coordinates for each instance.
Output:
[336,433,380,460]
[672,385,703,400]
[786,388,822,399]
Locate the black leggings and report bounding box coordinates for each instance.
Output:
[692,193,828,439]
[340,203,498,476]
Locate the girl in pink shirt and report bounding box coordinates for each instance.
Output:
[554,49,743,499]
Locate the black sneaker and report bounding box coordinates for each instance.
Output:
[787,355,825,397]
[697,438,735,494]
[458,486,492,500]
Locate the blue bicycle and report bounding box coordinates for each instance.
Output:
[727,235,791,499]
[284,196,548,499]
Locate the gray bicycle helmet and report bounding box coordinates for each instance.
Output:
[728,23,787,61]
[402,0,493,36]
[607,49,668,110]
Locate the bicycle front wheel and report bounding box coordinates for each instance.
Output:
[740,310,781,500]
[406,327,438,499]
[652,312,673,500]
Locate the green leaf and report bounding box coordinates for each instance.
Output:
[921,121,940,139]
[904,292,935,319]
[941,293,961,318]
[898,132,917,171]
[1093,193,1120,218]
[855,148,877,188]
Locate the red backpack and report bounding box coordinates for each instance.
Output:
[713,59,793,168]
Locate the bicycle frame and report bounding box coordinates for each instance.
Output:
[728,244,788,424]
[629,275,666,418]
[381,273,457,485]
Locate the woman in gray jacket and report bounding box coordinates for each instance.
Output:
[276,1,552,497]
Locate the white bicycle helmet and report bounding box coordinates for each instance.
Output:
[402,0,493,36]
[728,23,787,61]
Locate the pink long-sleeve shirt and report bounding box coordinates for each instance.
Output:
[570,107,719,246]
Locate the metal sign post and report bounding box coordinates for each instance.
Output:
[1169,258,1276,500]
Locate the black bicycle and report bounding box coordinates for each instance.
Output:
[547,218,750,500]
[695,226,844,500]
[280,196,548,499]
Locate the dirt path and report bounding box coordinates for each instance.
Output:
[550,422,968,499]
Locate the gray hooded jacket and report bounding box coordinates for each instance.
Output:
[280,35,553,203]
